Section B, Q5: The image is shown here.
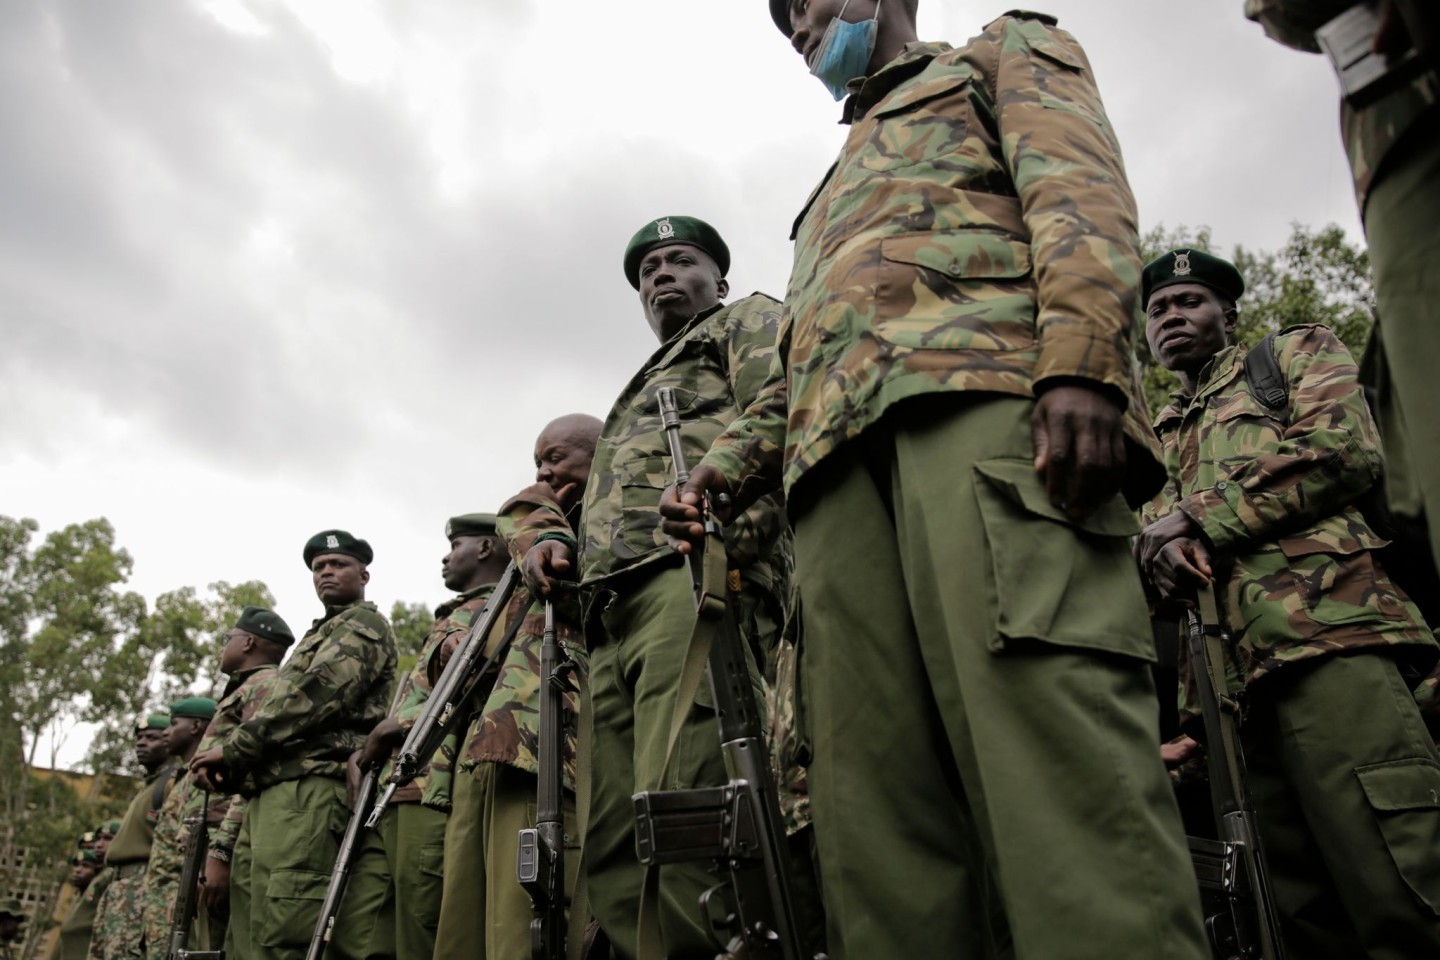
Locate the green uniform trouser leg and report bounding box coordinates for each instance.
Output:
[792,395,1208,960]
[1242,651,1440,960]
[586,563,761,960]
[326,811,392,960]
[1365,121,1440,568]
[434,762,579,960]
[224,776,351,960]
[376,804,445,960]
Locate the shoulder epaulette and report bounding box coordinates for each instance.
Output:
[1002,9,1059,25]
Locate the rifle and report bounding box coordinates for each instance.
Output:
[1185,586,1287,960]
[630,387,811,960]
[517,600,571,960]
[167,787,222,960]
[366,564,522,827]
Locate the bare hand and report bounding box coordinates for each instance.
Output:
[1136,512,1213,597]
[659,466,734,555]
[201,858,230,910]
[1031,384,1127,519]
[1161,735,1202,768]
[190,748,227,793]
[522,540,576,597]
[359,717,404,771]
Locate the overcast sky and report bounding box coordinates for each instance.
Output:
[3,1,1361,757]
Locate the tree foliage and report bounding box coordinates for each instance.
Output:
[389,600,431,680]
[1136,223,1374,416]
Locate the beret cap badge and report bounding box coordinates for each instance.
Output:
[655,217,675,239]
[1173,251,1192,276]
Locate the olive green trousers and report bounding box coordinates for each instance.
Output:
[433,762,578,960]
[1366,121,1440,567]
[790,395,1208,960]
[1242,651,1440,959]
[336,802,445,960]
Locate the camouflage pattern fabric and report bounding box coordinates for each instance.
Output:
[88,871,147,960]
[456,484,585,789]
[765,601,810,835]
[219,601,397,794]
[201,665,281,860]
[702,19,1164,509]
[1141,324,1435,713]
[386,584,495,808]
[579,293,792,598]
[1244,0,1439,211]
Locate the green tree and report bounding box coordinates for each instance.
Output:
[1136,223,1373,416]
[389,600,432,679]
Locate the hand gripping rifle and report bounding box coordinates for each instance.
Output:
[167,787,223,960]
[630,387,811,960]
[1185,585,1286,960]
[366,563,523,827]
[517,599,573,960]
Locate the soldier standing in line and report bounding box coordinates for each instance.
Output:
[428,415,600,960]
[191,532,396,960]
[140,697,218,960]
[663,3,1209,957]
[354,511,512,960]
[524,220,793,959]
[50,850,102,960]
[1245,1,1440,569]
[91,716,176,960]
[1136,248,1440,958]
[0,898,26,960]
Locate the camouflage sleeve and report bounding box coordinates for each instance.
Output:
[699,312,792,513]
[498,483,572,561]
[221,610,393,775]
[209,795,244,862]
[393,662,425,731]
[993,18,1144,405]
[1178,325,1383,553]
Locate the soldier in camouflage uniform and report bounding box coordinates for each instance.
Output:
[50,850,102,960]
[1136,248,1440,958]
[524,222,792,959]
[92,717,176,960]
[431,415,599,959]
[141,697,218,960]
[663,4,1208,957]
[357,510,517,960]
[1245,1,1440,570]
[191,532,397,960]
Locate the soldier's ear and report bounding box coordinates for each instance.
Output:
[716,277,730,300]
[360,568,370,585]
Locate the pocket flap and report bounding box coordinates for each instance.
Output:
[974,458,1140,537]
[616,456,671,489]
[1356,759,1440,813]
[266,868,329,901]
[871,72,973,118]
[880,230,1032,281]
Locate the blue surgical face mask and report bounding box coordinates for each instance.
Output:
[809,0,880,101]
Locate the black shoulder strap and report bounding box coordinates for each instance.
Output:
[1244,332,1289,415]
[151,761,176,812]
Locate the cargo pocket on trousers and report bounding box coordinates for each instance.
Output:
[973,457,1153,659]
[1355,758,1440,916]
[415,842,445,930]
[259,868,329,948]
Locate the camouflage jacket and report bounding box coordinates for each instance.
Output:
[181,665,281,862]
[581,294,792,597]
[1142,325,1434,697]
[220,601,396,794]
[1244,0,1439,211]
[145,762,228,908]
[386,583,495,810]
[703,19,1164,508]
[458,484,585,790]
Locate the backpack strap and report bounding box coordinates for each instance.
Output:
[1243,332,1289,415]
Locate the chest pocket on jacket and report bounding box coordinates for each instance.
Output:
[854,73,975,175]
[1202,391,1286,476]
[874,228,1036,351]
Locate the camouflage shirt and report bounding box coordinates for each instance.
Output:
[385,582,495,810]
[219,601,396,794]
[1142,324,1434,698]
[703,19,1164,508]
[458,484,585,791]
[580,294,792,596]
[185,665,281,862]
[1244,0,1439,211]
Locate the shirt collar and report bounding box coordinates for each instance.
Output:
[842,41,952,124]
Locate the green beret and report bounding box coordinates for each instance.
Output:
[138,712,170,732]
[169,697,217,721]
[1142,248,1245,308]
[446,513,498,540]
[769,0,792,36]
[98,819,122,836]
[72,850,100,866]
[233,606,295,647]
[622,216,731,290]
[302,529,373,569]
[0,898,24,920]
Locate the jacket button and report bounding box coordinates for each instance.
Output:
[1217,481,1228,491]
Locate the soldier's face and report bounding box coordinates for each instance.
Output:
[164,718,203,757]
[136,728,167,768]
[94,833,114,859]
[1145,282,1236,379]
[70,862,97,889]
[533,430,594,513]
[311,553,368,605]
[637,243,728,341]
[441,536,488,592]
[786,0,881,68]
[219,629,248,675]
